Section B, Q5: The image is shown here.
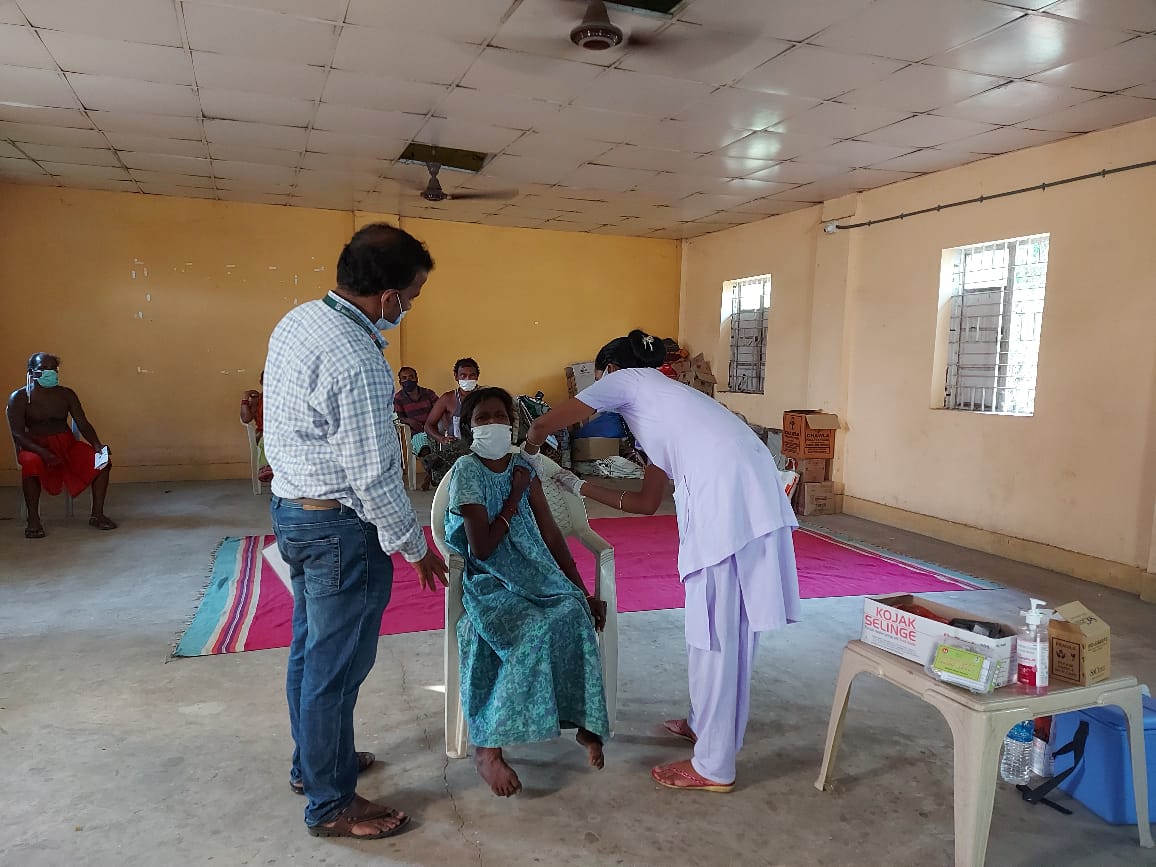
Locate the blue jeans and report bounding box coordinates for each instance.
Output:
[270,497,393,826]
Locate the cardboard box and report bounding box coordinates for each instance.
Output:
[800,481,837,516]
[795,458,830,483]
[565,362,596,398]
[571,437,620,462]
[861,595,1019,686]
[1050,602,1111,686]
[782,410,839,459]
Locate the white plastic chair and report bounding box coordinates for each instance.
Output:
[16,420,79,519]
[242,420,265,495]
[432,449,618,759]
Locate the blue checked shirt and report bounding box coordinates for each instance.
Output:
[264,291,427,562]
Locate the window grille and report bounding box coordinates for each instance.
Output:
[943,234,1049,415]
[722,274,771,394]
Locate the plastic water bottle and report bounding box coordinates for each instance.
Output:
[1000,720,1034,784]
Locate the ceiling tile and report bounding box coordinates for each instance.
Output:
[729,196,813,216]
[0,154,48,175]
[191,52,327,101]
[216,190,291,205]
[812,0,1023,62]
[929,15,1132,78]
[322,71,450,116]
[346,0,510,43]
[212,159,297,183]
[838,64,1008,113]
[187,0,347,21]
[0,66,79,109]
[859,114,997,147]
[869,148,985,173]
[39,161,133,181]
[183,3,339,66]
[18,143,121,166]
[0,104,90,126]
[306,129,407,158]
[505,132,612,163]
[139,184,217,199]
[299,151,384,173]
[1021,93,1156,132]
[105,134,206,158]
[713,177,795,198]
[333,25,481,85]
[1030,36,1156,93]
[205,119,309,150]
[533,105,659,144]
[679,0,875,42]
[572,69,714,118]
[481,154,578,185]
[295,168,378,192]
[630,119,750,153]
[1124,82,1156,98]
[417,117,524,154]
[39,31,194,84]
[595,145,705,173]
[18,0,182,46]
[675,87,820,131]
[66,73,200,116]
[769,103,912,139]
[805,139,917,167]
[772,174,858,202]
[746,161,845,184]
[0,121,106,147]
[461,48,603,102]
[312,104,425,139]
[128,169,216,187]
[90,111,203,138]
[682,154,779,177]
[208,144,301,167]
[617,26,793,86]
[200,89,316,127]
[0,2,25,25]
[939,81,1097,125]
[737,45,906,101]
[0,140,22,157]
[942,125,1071,154]
[59,178,139,194]
[120,151,214,175]
[1047,0,1156,33]
[438,87,563,132]
[716,131,839,162]
[0,23,55,68]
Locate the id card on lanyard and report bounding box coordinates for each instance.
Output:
[322,293,387,352]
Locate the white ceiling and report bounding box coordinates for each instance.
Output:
[1,0,1154,238]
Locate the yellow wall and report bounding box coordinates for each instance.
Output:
[681,116,1156,592]
[0,185,679,483]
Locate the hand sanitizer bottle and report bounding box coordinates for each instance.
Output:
[1017,598,1053,694]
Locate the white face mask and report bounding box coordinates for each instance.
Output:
[458,379,478,392]
[376,292,407,331]
[469,424,512,460]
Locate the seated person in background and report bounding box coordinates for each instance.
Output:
[6,352,116,538]
[394,366,440,490]
[445,387,609,797]
[240,371,272,483]
[421,357,480,487]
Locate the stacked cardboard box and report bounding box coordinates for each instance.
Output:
[783,410,839,516]
[565,362,596,398]
[670,353,717,397]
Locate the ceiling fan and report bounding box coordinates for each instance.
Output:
[412,162,516,203]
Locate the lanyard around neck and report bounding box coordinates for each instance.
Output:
[323,293,385,350]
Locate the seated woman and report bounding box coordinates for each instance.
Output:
[444,387,610,797]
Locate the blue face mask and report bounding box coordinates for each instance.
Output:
[376,291,407,331]
[36,369,59,388]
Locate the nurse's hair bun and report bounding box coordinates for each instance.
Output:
[596,329,666,371]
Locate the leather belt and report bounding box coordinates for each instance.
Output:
[290,497,341,511]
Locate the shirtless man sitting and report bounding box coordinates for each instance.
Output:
[6,352,116,538]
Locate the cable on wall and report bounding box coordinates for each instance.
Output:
[825,158,1156,233]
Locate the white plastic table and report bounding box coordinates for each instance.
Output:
[815,640,1153,867]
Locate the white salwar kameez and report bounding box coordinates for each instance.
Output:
[577,368,802,783]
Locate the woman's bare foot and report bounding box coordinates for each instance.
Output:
[475,747,521,796]
[576,728,605,769]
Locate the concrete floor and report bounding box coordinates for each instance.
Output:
[1,480,1154,867]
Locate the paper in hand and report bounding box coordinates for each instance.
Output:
[94,447,109,470]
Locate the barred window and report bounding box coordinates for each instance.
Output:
[722,274,771,394]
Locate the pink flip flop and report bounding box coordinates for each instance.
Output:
[651,759,734,793]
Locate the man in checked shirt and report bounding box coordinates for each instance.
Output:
[263,223,449,840]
